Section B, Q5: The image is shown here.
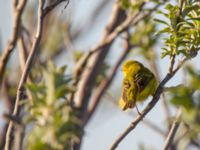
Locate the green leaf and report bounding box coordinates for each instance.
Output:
[170,86,194,110]
[184,21,195,27]
[156,10,169,17]
[187,17,200,21]
[59,65,67,74]
[155,27,171,35]
[182,5,199,17]
[154,18,169,26]
[165,3,174,11]
[161,51,170,58]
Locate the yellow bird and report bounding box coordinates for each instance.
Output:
[119,60,158,112]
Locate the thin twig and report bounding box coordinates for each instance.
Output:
[43,0,69,16]
[142,118,166,137]
[4,0,70,148]
[0,0,67,84]
[162,109,182,150]
[149,50,171,127]
[105,92,166,137]
[0,0,27,84]
[72,0,127,110]
[73,1,161,114]
[169,55,176,74]
[0,80,15,149]
[174,122,200,149]
[83,31,135,125]
[72,0,149,83]
[109,58,187,150]
[17,31,28,71]
[72,1,150,79]
[4,1,45,149]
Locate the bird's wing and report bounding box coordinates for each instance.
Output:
[134,70,154,93]
[122,79,131,102]
[121,79,137,110]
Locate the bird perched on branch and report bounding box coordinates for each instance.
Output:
[119,60,157,113]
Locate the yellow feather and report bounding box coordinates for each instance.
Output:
[119,60,158,111]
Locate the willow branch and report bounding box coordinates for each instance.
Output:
[109,58,188,150]
[0,0,68,84]
[73,0,127,111]
[0,0,27,84]
[43,0,69,16]
[162,109,182,150]
[17,31,28,71]
[73,1,161,116]
[4,1,45,149]
[105,92,166,137]
[149,53,171,126]
[83,32,135,125]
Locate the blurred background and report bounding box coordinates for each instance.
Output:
[0,0,200,150]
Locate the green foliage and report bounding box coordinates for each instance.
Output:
[170,85,194,110]
[42,16,66,60]
[155,1,200,58]
[120,0,145,11]
[24,62,82,150]
[169,66,200,140]
[95,62,110,86]
[74,51,110,86]
[120,0,160,11]
[130,19,158,60]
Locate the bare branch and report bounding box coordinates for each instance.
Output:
[83,32,135,125]
[162,109,182,150]
[109,58,187,150]
[3,0,70,148]
[169,55,176,74]
[0,0,68,84]
[43,0,69,16]
[3,114,23,128]
[73,0,127,112]
[73,1,161,116]
[149,52,171,126]
[0,80,15,149]
[4,0,45,149]
[0,0,27,84]
[17,32,28,71]
[72,2,150,82]
[105,91,166,137]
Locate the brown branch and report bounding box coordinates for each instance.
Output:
[107,89,167,137]
[4,1,45,149]
[83,32,134,125]
[169,55,176,74]
[174,122,200,149]
[162,109,182,150]
[17,31,28,71]
[0,0,27,84]
[149,54,171,126]
[0,80,15,149]
[43,0,69,16]
[109,58,187,150]
[4,1,69,148]
[73,0,127,112]
[73,1,161,114]
[3,114,22,128]
[70,2,127,149]
[105,92,166,137]
[143,118,166,137]
[0,0,68,84]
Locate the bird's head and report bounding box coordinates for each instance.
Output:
[122,60,143,77]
